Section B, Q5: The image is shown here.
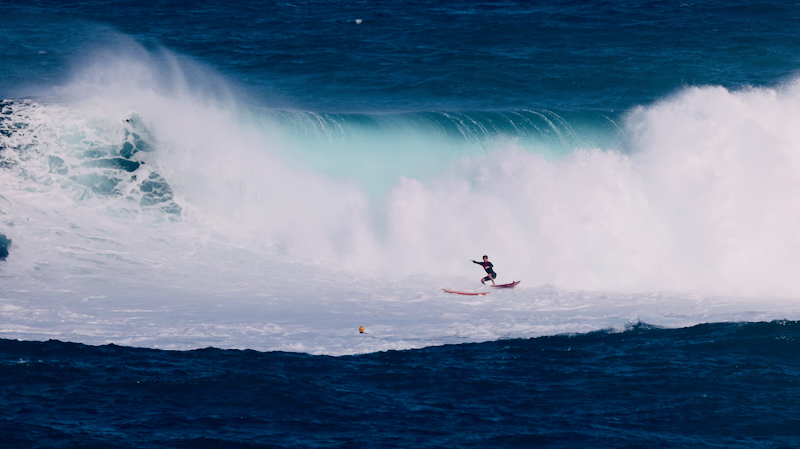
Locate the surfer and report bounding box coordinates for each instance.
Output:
[472,255,496,285]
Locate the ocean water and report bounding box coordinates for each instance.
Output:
[2,322,800,448]
[3,0,800,446]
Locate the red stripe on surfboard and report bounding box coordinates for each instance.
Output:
[442,289,490,296]
[490,281,521,288]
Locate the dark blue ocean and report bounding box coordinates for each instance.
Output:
[6,0,800,111]
[4,0,800,447]
[2,322,800,448]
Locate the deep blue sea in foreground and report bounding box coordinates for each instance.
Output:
[2,321,800,448]
[5,0,800,447]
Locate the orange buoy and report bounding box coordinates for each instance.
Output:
[359,326,365,334]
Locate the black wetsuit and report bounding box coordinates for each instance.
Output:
[473,260,497,281]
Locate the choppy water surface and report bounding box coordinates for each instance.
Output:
[3,321,800,448]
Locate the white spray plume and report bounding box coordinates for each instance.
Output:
[5,40,800,299]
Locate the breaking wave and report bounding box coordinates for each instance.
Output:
[4,41,800,299]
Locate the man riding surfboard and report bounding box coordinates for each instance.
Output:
[472,255,497,285]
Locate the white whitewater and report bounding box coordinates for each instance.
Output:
[2,45,800,355]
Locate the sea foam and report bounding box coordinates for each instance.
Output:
[3,42,800,353]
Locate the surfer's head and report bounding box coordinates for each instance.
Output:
[483,255,488,261]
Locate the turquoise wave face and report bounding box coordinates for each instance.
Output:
[260,108,624,195]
